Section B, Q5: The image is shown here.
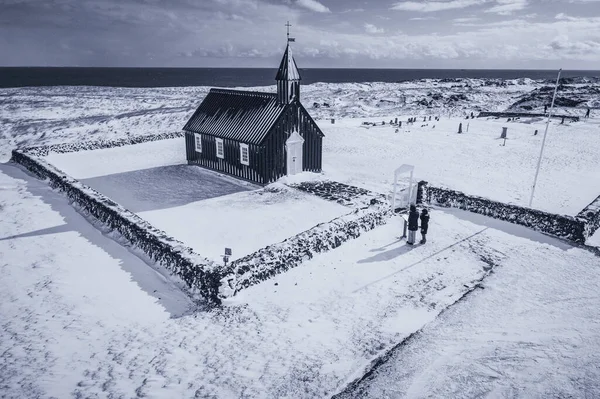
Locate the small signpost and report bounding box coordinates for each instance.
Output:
[223,247,232,266]
[501,126,508,146]
[401,214,408,239]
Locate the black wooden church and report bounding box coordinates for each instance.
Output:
[183,39,324,185]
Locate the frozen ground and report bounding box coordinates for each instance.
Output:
[2,80,600,398]
[0,162,507,398]
[48,139,350,261]
[139,185,350,261]
[2,162,599,398]
[3,77,598,161]
[48,113,600,216]
[81,164,252,213]
[338,208,600,398]
[46,137,188,179]
[321,115,600,215]
[61,138,254,215]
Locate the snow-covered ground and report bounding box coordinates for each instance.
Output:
[48,139,351,261]
[0,162,505,398]
[338,209,600,398]
[2,80,600,398]
[47,114,600,216]
[139,184,350,261]
[3,77,597,161]
[321,115,600,215]
[2,161,599,398]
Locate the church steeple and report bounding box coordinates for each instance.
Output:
[276,22,301,104]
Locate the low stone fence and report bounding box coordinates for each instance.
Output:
[417,181,588,244]
[477,111,580,122]
[13,140,395,304]
[577,194,600,239]
[219,199,391,298]
[22,131,185,157]
[11,149,225,305]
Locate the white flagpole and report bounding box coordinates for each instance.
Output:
[529,68,562,208]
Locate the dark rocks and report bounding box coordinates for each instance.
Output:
[289,180,385,209]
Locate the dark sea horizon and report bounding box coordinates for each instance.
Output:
[1,67,599,89]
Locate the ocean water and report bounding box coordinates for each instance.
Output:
[1,67,599,88]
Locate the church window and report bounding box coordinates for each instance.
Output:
[240,143,250,166]
[194,133,202,153]
[216,138,224,159]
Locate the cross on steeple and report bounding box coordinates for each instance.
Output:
[285,21,292,40]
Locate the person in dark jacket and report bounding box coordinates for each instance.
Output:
[407,204,419,245]
[420,208,430,244]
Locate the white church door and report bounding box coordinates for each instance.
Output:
[286,129,304,176]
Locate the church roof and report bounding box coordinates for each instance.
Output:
[183,88,286,145]
[275,43,301,81]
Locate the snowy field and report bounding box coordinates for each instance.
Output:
[2,162,599,398]
[4,77,598,161]
[2,80,600,398]
[47,114,600,217]
[339,212,600,398]
[321,115,600,215]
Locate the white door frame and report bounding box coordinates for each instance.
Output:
[391,164,415,211]
[286,129,304,176]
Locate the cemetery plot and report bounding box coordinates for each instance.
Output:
[320,116,600,215]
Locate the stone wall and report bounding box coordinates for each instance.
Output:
[11,149,225,305]
[577,194,600,239]
[13,143,396,303]
[417,181,587,244]
[23,131,184,157]
[219,200,391,298]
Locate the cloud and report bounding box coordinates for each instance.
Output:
[453,17,480,22]
[549,34,600,53]
[340,8,365,13]
[391,0,485,12]
[485,0,527,14]
[295,0,330,13]
[2,0,600,68]
[410,16,439,20]
[555,13,580,21]
[364,23,384,34]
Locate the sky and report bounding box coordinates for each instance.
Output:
[1,0,599,69]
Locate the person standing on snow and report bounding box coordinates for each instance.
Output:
[407,204,419,245]
[420,208,430,244]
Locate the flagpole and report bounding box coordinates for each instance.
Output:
[529,68,562,208]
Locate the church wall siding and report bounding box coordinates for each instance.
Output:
[185,131,265,185]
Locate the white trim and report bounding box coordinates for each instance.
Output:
[239,143,250,166]
[194,133,202,153]
[391,164,415,211]
[215,138,224,159]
